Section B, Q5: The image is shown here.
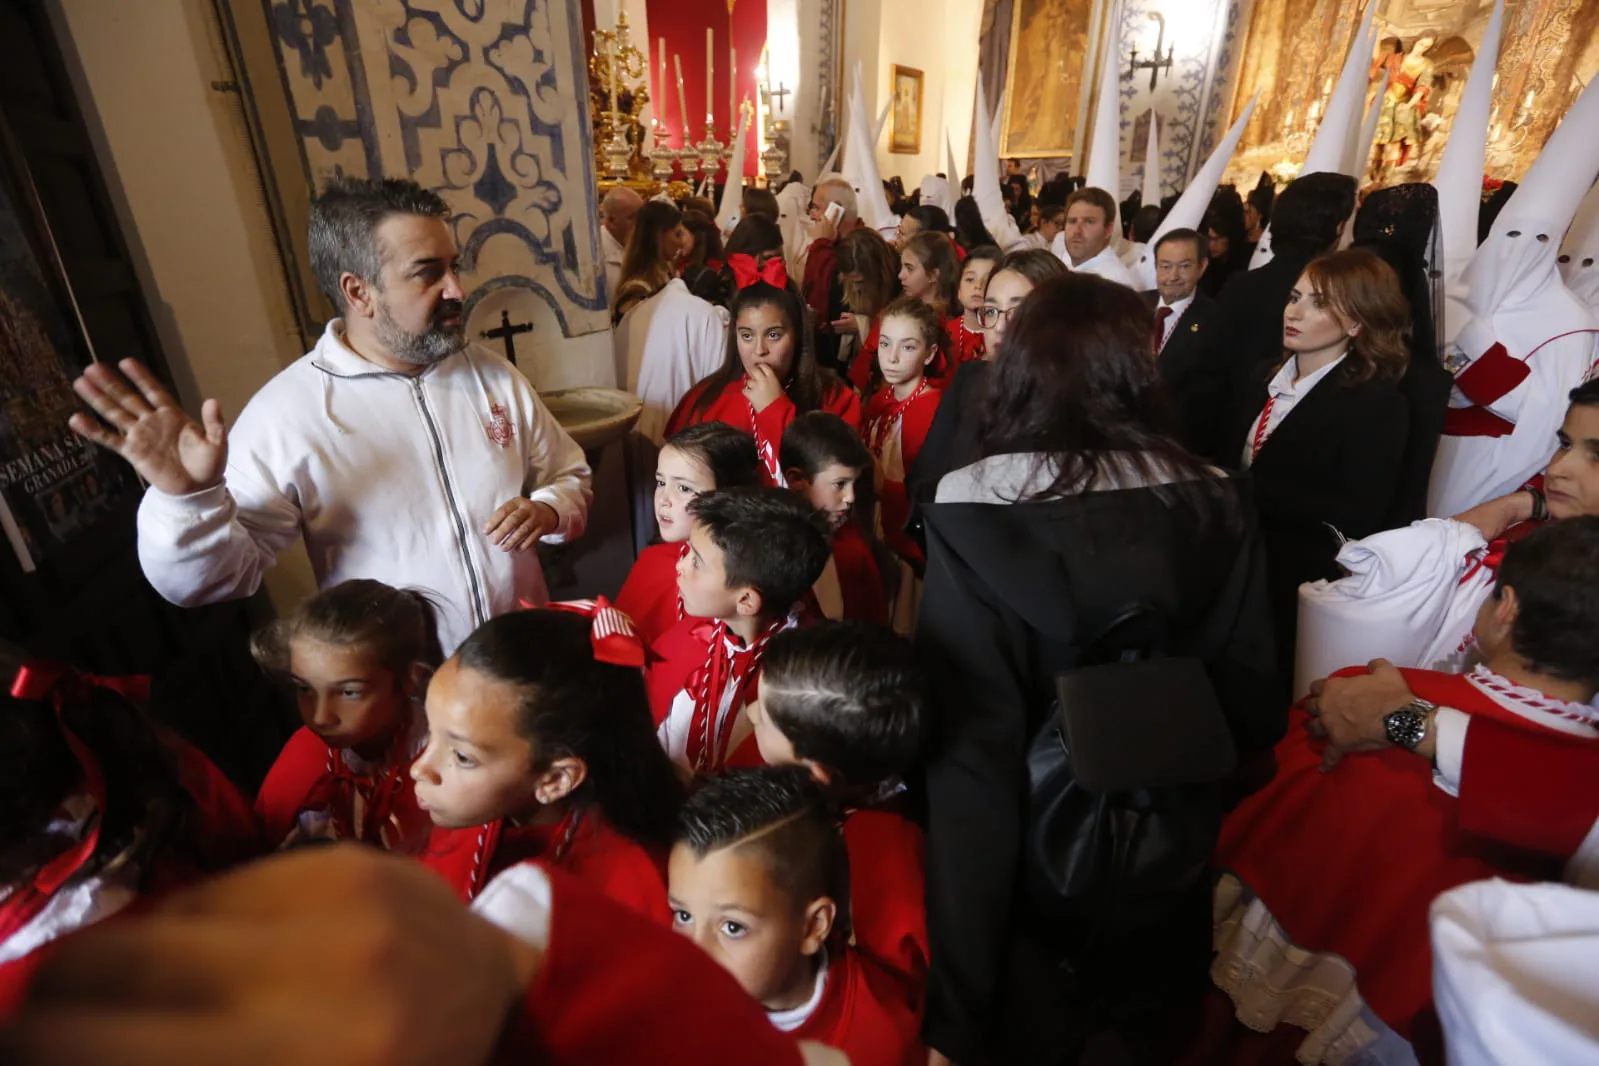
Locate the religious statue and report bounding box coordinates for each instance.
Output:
[1373,36,1436,172]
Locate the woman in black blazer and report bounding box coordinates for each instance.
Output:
[1225,248,1412,666]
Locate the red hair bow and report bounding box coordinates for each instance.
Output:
[727,253,788,291]
[547,596,647,668]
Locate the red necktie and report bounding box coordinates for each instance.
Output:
[1152,306,1173,354]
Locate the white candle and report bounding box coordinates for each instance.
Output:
[658,37,668,131]
[608,39,620,126]
[674,53,690,143]
[706,28,714,127]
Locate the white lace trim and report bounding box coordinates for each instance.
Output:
[1464,666,1599,736]
[1211,874,1386,1066]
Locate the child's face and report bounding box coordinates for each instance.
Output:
[735,302,796,381]
[289,638,409,755]
[654,446,715,544]
[898,250,936,303]
[667,842,830,1009]
[411,658,540,828]
[677,521,749,622]
[876,315,935,390]
[747,676,799,767]
[958,257,997,314]
[792,464,860,531]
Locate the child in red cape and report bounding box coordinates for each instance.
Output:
[747,621,929,1014]
[647,487,832,775]
[666,268,860,486]
[783,412,893,626]
[252,579,439,852]
[862,297,946,569]
[1205,518,1599,1063]
[668,766,924,1066]
[947,245,1000,370]
[615,422,763,648]
[0,664,260,1010]
[412,604,683,922]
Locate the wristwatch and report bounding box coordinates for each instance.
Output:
[1383,698,1438,751]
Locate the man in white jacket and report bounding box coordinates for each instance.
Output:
[68,177,591,653]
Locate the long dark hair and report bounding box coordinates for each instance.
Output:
[615,201,683,317]
[453,610,684,848]
[954,197,997,251]
[686,278,839,422]
[977,273,1224,505]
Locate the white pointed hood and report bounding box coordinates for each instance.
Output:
[716,99,751,234]
[920,175,955,219]
[1130,93,1259,290]
[946,129,962,195]
[776,180,811,269]
[1141,109,1160,205]
[842,63,898,236]
[1560,178,1599,312]
[972,76,1021,247]
[1084,1,1125,226]
[1252,2,1376,269]
[1353,68,1387,186]
[1461,76,1599,330]
[1434,0,1505,335]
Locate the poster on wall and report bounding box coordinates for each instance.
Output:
[1001,0,1094,158]
[0,134,139,572]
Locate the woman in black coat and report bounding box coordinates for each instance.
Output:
[1223,248,1412,667]
[918,274,1284,1066]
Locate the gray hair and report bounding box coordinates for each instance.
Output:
[308,177,450,311]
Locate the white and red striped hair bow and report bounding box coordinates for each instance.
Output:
[546,596,646,668]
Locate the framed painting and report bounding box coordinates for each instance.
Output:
[890,64,923,154]
[1000,0,1095,158]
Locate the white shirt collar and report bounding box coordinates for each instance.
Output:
[1157,291,1196,316]
[1267,352,1346,401]
[767,948,829,1032]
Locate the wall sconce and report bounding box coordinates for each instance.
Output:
[1126,12,1174,92]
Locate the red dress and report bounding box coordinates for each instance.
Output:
[844,806,928,1014]
[494,864,809,1066]
[254,722,430,853]
[946,315,985,369]
[790,946,926,1066]
[665,377,863,486]
[863,380,943,565]
[615,542,688,649]
[419,806,668,924]
[1215,667,1589,1044]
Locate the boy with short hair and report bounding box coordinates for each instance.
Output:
[668,766,924,1066]
[782,412,891,625]
[746,621,930,1008]
[647,488,832,773]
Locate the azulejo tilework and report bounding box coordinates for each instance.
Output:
[267,0,608,339]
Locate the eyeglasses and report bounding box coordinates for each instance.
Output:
[977,305,1017,329]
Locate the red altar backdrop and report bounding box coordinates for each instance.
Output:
[581,0,765,179]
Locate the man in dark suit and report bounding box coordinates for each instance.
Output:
[1206,172,1359,463]
[1146,228,1225,453]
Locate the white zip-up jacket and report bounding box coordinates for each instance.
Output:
[136,321,592,652]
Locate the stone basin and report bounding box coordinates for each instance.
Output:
[542,387,643,451]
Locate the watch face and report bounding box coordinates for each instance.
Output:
[1384,709,1425,751]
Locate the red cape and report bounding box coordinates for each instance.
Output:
[1217,668,1565,1038]
[419,809,669,924]
[496,864,807,1066]
[844,807,927,1015]
[791,946,925,1066]
[644,616,772,771]
[828,523,890,625]
[615,542,686,649]
[847,319,884,393]
[253,726,429,852]
[863,384,943,565]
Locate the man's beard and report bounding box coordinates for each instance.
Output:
[374,297,467,367]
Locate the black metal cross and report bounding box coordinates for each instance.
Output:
[770,81,791,114]
[481,310,534,366]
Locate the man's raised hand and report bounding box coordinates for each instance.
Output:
[68,359,228,497]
